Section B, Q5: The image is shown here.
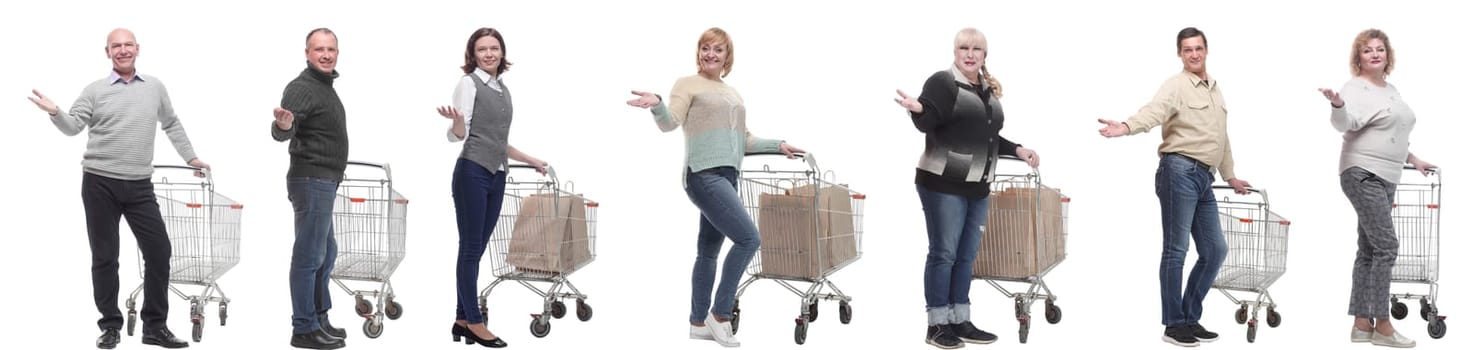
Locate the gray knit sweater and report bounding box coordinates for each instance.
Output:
[51,73,199,181]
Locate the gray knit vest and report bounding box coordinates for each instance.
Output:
[459,74,513,173]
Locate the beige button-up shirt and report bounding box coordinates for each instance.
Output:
[1123,70,1237,181]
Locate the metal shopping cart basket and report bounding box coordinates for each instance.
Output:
[1212,185,1290,343]
[972,154,1071,344]
[126,165,243,343]
[479,164,599,338]
[733,152,866,345]
[330,161,409,338]
[1388,165,1447,339]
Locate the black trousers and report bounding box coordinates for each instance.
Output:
[82,172,172,332]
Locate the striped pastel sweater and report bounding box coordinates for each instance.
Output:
[650,75,783,183]
[51,73,199,180]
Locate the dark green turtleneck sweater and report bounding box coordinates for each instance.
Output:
[271,63,349,182]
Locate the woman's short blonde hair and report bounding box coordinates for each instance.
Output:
[697,27,734,78]
[1350,28,1395,77]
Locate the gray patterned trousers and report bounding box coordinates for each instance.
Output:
[1340,166,1400,318]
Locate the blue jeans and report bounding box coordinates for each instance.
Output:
[1155,154,1228,327]
[685,166,760,324]
[451,158,508,325]
[287,177,341,334]
[917,184,990,325]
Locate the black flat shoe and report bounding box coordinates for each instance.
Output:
[141,328,189,348]
[291,329,345,350]
[452,323,508,348]
[97,328,121,349]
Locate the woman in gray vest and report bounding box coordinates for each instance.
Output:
[435,27,549,348]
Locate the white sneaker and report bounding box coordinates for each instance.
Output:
[1351,328,1373,343]
[705,313,741,347]
[1371,330,1416,348]
[690,325,714,340]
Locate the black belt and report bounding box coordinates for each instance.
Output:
[1164,153,1210,170]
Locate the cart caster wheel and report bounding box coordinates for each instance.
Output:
[575,299,593,322]
[806,302,819,322]
[731,301,742,335]
[1267,308,1282,328]
[1428,318,1446,339]
[363,319,383,339]
[355,298,373,316]
[1247,321,1258,343]
[219,304,228,326]
[550,301,567,319]
[1045,304,1062,324]
[127,310,137,336]
[386,301,403,320]
[838,301,853,325]
[1018,317,1031,344]
[794,319,809,345]
[1420,299,1432,321]
[530,318,551,338]
[192,322,203,342]
[1235,306,1248,325]
[480,306,489,319]
[1391,301,1409,320]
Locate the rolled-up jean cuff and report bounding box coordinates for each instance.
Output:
[952,303,970,323]
[927,305,953,325]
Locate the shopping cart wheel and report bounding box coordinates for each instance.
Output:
[550,301,567,319]
[219,303,228,326]
[575,299,593,322]
[355,297,373,316]
[1247,321,1258,343]
[1391,301,1409,320]
[1235,306,1248,325]
[126,309,137,336]
[1428,318,1447,339]
[386,301,403,320]
[794,318,809,345]
[1045,304,1062,324]
[529,317,551,338]
[1266,308,1281,328]
[838,301,853,325]
[806,302,819,323]
[363,319,383,339]
[1420,299,1432,321]
[731,300,742,335]
[192,322,203,343]
[1018,316,1031,344]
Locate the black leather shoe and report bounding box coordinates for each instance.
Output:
[141,328,190,348]
[291,329,345,350]
[319,316,347,339]
[97,328,121,349]
[452,323,508,348]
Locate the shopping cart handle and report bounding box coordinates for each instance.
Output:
[346,160,389,169]
[154,164,204,171]
[747,151,808,159]
[1212,185,1263,194]
[1403,164,1440,174]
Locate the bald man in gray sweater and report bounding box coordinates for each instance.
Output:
[29,28,200,349]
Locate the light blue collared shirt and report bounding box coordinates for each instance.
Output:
[109,70,144,85]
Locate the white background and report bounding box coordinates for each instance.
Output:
[1,0,1469,349]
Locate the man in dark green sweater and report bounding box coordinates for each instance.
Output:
[270,27,349,350]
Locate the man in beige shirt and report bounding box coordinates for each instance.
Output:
[1097,27,1253,348]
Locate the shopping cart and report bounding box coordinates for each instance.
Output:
[125,165,243,343]
[1211,185,1290,343]
[478,164,599,338]
[733,151,866,345]
[330,160,409,339]
[1388,165,1447,339]
[971,154,1070,344]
